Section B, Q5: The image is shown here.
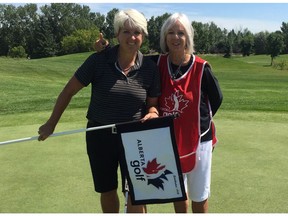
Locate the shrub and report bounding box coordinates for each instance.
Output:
[278,60,287,70]
[8,46,27,58]
[273,60,287,70]
[61,28,100,54]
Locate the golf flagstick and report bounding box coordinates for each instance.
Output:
[124,179,129,213]
[0,123,116,146]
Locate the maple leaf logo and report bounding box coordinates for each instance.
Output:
[142,158,173,190]
[164,90,189,113]
[143,158,165,174]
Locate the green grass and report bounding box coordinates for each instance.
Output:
[0,53,288,213]
[202,54,288,113]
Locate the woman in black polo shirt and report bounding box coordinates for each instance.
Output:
[38,9,160,213]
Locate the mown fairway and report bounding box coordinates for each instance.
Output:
[0,53,288,213]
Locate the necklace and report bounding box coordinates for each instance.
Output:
[115,60,134,74]
[169,56,184,80]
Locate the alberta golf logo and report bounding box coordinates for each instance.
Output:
[129,138,176,191]
[143,158,173,190]
[127,136,182,199]
[130,157,174,190]
[161,90,189,116]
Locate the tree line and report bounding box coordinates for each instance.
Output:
[1,3,288,64]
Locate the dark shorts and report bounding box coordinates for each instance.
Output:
[86,121,124,193]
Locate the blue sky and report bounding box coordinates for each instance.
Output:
[85,3,288,33]
[5,1,288,33]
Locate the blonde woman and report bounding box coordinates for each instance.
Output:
[38,9,160,213]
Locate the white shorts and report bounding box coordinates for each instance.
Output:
[183,140,213,202]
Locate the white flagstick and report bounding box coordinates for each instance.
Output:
[124,179,129,213]
[0,124,116,146]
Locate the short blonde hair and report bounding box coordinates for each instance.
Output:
[114,9,148,36]
[160,13,195,54]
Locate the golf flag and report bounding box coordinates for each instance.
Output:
[116,115,186,205]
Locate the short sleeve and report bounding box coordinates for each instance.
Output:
[74,53,98,87]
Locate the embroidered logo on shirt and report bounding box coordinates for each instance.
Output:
[161,90,189,116]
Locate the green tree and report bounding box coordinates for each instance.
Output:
[225,30,236,57]
[240,29,254,56]
[8,46,27,58]
[0,5,9,55]
[216,29,232,57]
[90,12,106,33]
[40,3,95,54]
[0,4,18,55]
[280,22,288,54]
[147,13,171,53]
[31,16,57,58]
[102,8,119,44]
[0,4,39,56]
[254,31,269,55]
[266,31,285,65]
[17,4,39,55]
[140,37,150,54]
[192,21,209,53]
[232,30,244,54]
[207,22,225,53]
[61,28,100,54]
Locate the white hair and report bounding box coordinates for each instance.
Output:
[160,13,195,54]
[114,9,148,36]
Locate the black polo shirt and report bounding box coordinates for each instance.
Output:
[75,45,161,124]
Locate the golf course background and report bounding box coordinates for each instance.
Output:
[0,53,287,213]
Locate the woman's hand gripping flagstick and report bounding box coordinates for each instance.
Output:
[0,124,116,146]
